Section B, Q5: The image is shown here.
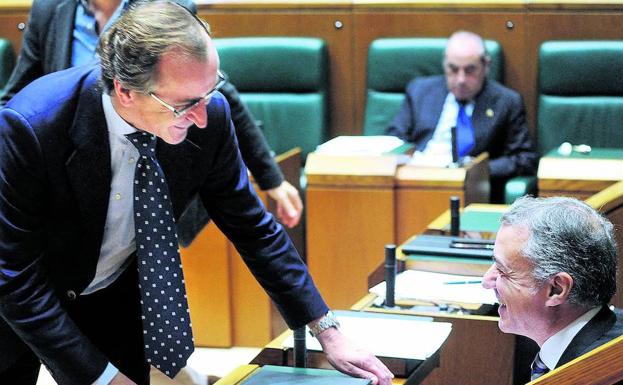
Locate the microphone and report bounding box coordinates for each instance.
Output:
[450,125,460,167]
[450,196,460,236]
[384,244,396,308]
[293,327,307,368]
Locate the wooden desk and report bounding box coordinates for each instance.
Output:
[354,294,517,385]
[180,148,302,347]
[538,149,623,200]
[306,152,489,309]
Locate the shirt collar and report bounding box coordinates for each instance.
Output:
[102,93,138,141]
[540,306,601,370]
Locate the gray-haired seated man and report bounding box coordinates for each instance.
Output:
[482,196,623,382]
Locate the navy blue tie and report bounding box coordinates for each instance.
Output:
[530,352,549,381]
[456,102,475,158]
[126,131,194,378]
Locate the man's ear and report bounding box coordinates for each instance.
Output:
[545,272,574,307]
[113,78,136,108]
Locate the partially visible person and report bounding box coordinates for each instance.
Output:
[482,196,623,382]
[0,0,302,235]
[385,30,538,202]
[0,2,393,384]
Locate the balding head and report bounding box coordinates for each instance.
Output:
[443,30,490,101]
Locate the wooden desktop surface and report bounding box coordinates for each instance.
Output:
[306,152,489,310]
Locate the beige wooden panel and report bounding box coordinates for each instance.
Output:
[307,187,395,309]
[180,222,233,347]
[395,187,464,244]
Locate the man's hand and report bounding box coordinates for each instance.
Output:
[266,181,303,228]
[109,372,137,385]
[316,327,394,385]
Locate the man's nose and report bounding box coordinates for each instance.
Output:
[482,264,497,289]
[186,101,208,128]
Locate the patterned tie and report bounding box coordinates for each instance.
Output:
[126,131,194,378]
[456,102,475,158]
[530,352,549,381]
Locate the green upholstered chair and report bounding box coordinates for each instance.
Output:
[0,38,16,90]
[214,37,329,160]
[362,37,503,137]
[537,40,623,155]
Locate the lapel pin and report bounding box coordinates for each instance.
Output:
[486,108,494,118]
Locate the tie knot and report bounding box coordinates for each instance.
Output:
[126,131,156,157]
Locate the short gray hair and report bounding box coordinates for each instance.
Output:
[97,0,211,94]
[501,196,617,308]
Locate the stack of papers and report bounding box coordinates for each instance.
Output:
[283,310,451,360]
[315,136,405,156]
[370,270,498,305]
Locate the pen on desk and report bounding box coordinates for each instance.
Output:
[443,280,482,285]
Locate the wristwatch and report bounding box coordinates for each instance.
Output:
[308,311,340,337]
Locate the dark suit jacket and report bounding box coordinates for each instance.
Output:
[0,65,327,385]
[557,306,623,368]
[385,75,538,181]
[0,0,286,245]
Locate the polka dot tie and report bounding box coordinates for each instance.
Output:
[126,132,194,378]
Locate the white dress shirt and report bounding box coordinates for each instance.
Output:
[409,93,474,167]
[539,306,601,370]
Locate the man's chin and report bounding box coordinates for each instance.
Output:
[166,126,190,144]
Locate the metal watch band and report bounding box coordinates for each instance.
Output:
[308,311,340,337]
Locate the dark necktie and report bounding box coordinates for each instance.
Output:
[126,131,194,378]
[456,102,475,158]
[530,352,549,381]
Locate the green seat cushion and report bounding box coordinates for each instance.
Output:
[242,93,326,157]
[539,41,623,96]
[0,38,16,89]
[215,37,327,92]
[538,96,623,154]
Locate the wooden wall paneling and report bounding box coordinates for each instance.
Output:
[0,10,29,55]
[306,186,395,309]
[351,9,528,133]
[197,7,357,138]
[180,223,233,347]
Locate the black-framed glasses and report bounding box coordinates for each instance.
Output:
[149,70,228,119]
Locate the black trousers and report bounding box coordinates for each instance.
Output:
[0,259,150,385]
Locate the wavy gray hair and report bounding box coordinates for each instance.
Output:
[501,196,617,308]
[97,0,211,94]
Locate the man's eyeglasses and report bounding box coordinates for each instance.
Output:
[149,70,228,119]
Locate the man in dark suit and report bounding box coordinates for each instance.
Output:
[385,30,538,202]
[0,2,393,385]
[482,196,623,381]
[0,0,303,236]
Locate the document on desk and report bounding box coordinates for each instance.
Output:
[283,310,452,360]
[315,135,407,156]
[370,270,498,305]
[241,365,372,385]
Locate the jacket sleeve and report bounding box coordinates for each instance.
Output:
[0,108,109,385]
[197,95,328,328]
[219,81,284,190]
[488,92,539,179]
[384,81,416,142]
[0,0,50,106]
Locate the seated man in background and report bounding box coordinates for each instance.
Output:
[385,30,538,202]
[482,196,623,381]
[0,0,302,241]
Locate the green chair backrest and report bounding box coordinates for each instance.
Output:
[363,37,503,136]
[214,37,329,159]
[537,40,623,155]
[0,38,16,89]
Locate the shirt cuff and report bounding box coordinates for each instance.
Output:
[92,362,119,385]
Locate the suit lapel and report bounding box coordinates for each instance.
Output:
[557,306,616,367]
[471,80,499,155]
[65,73,112,249]
[49,0,77,71]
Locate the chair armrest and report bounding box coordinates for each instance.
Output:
[504,176,537,204]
